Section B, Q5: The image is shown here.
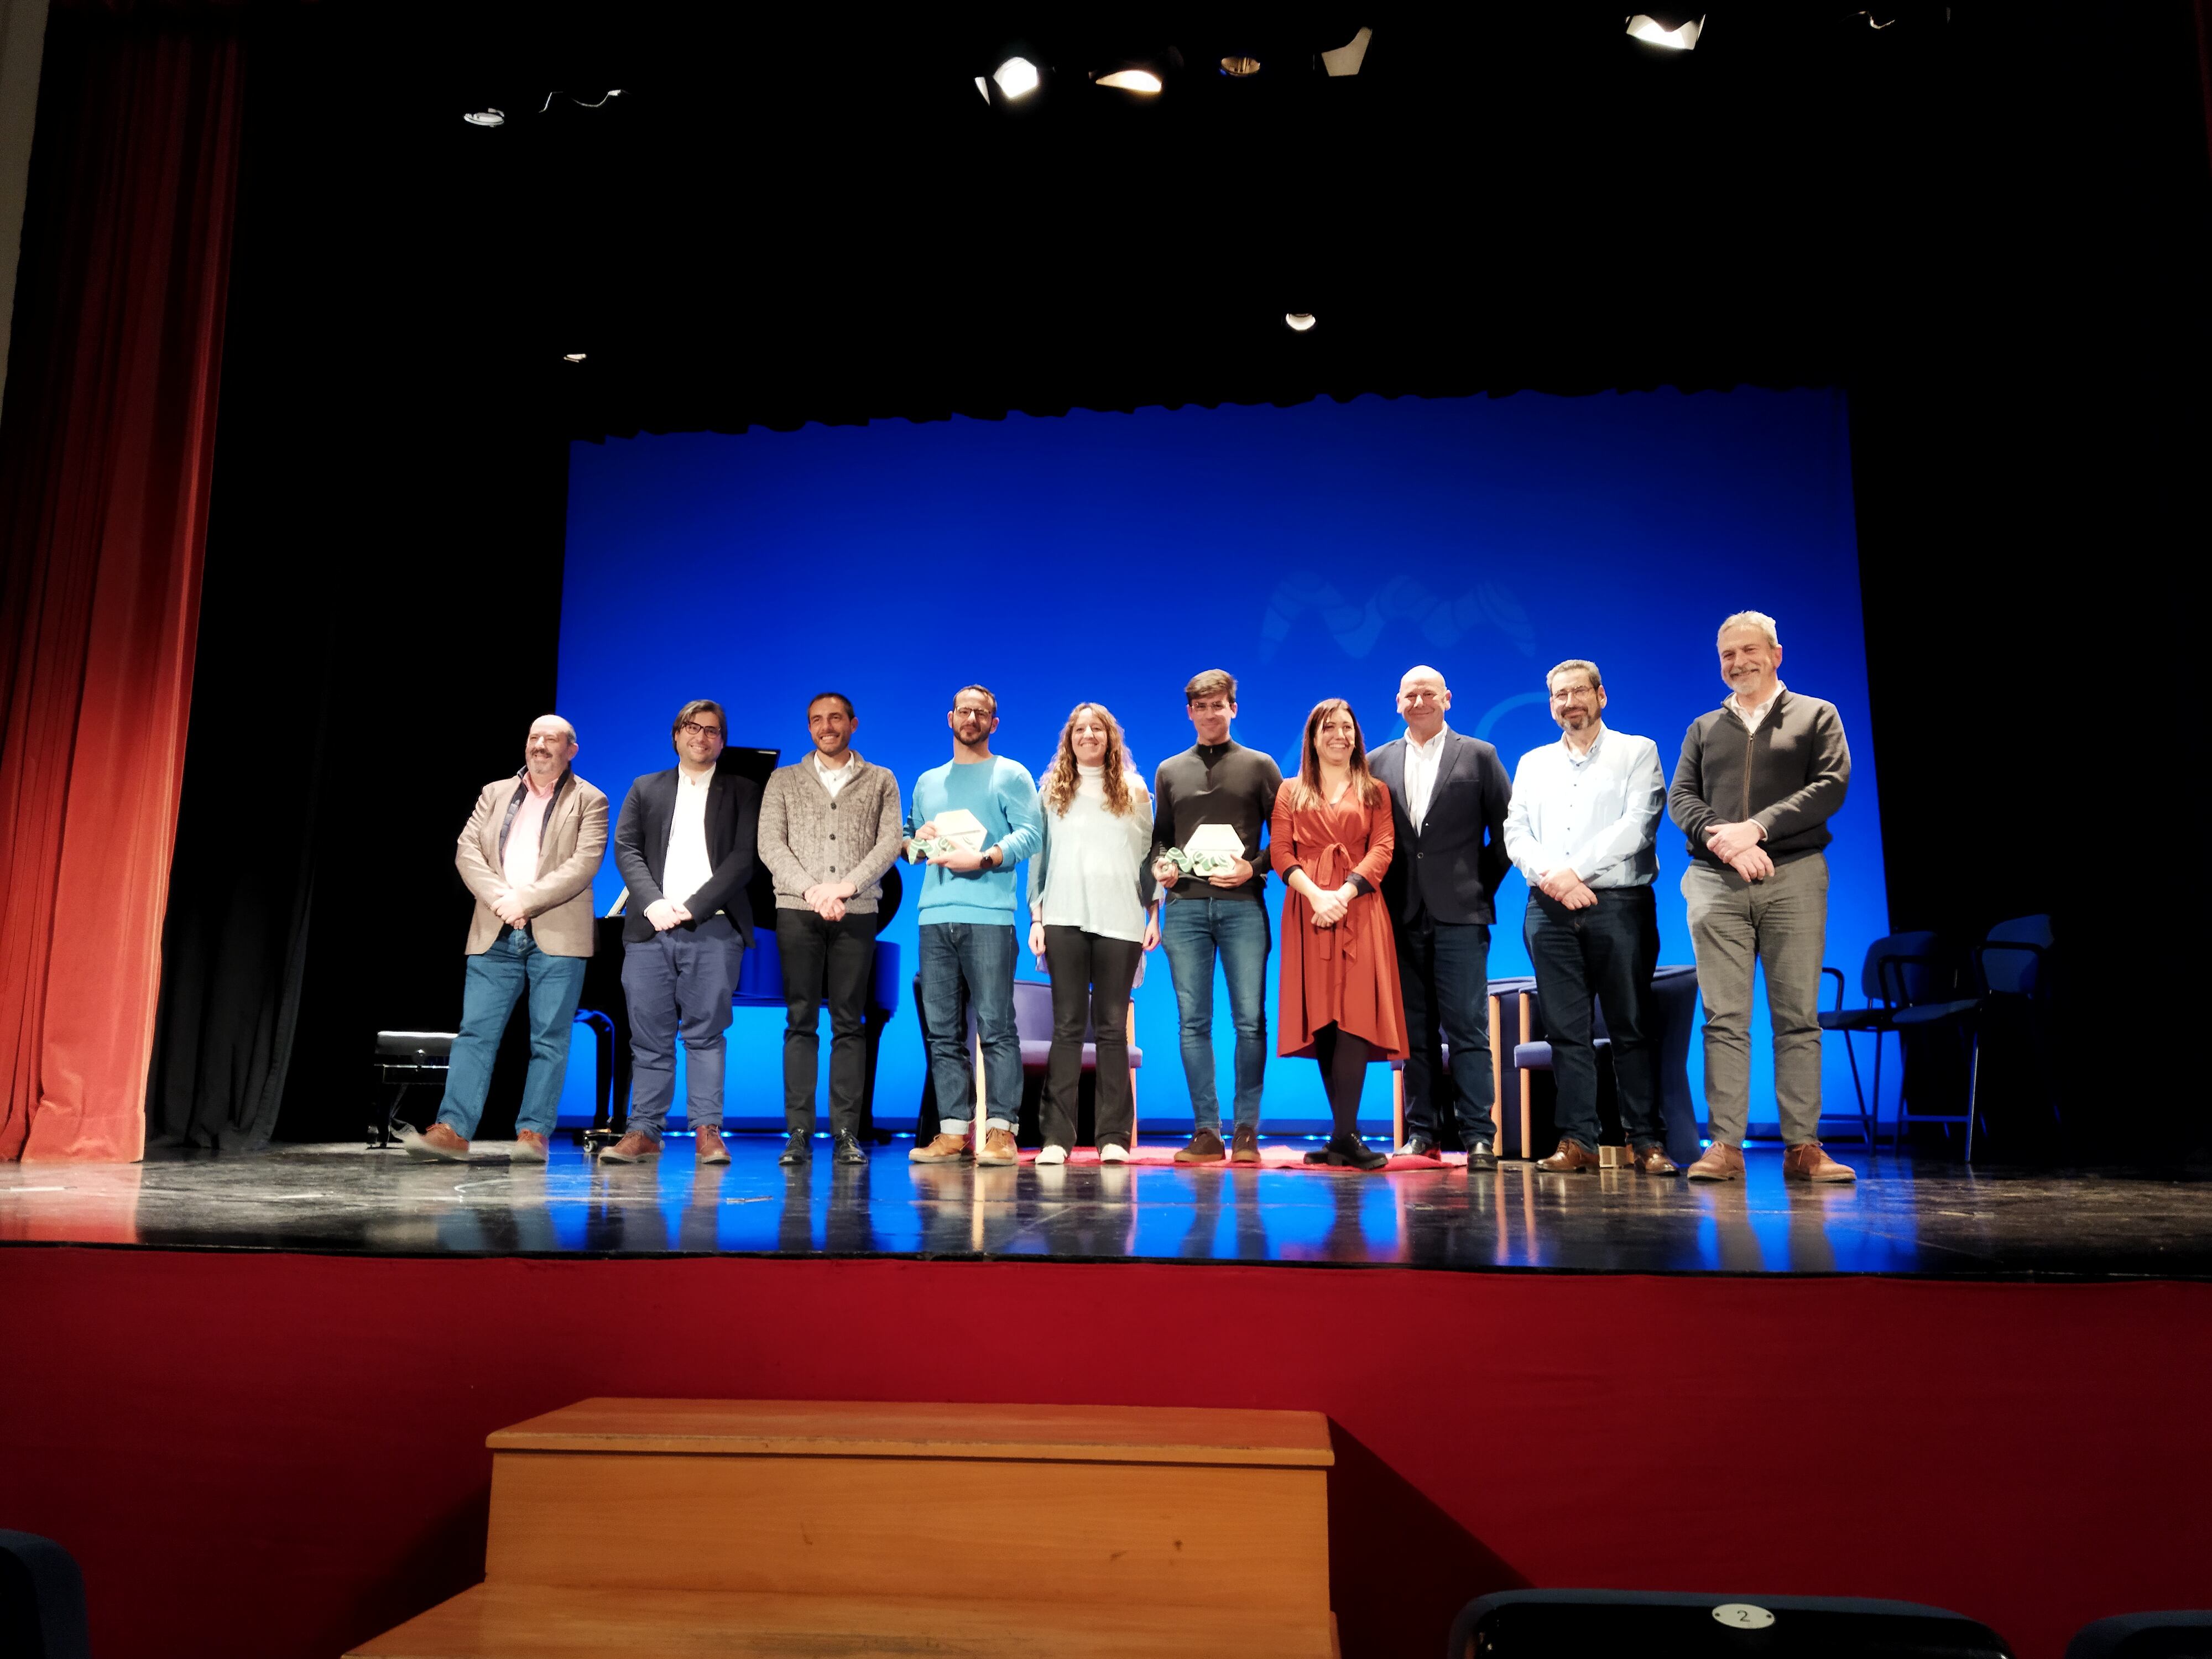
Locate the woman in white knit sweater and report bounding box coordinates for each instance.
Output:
[1026,703,1158,1163]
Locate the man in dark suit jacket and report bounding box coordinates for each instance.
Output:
[604,698,761,1164]
[1367,665,1512,1166]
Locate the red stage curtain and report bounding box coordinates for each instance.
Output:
[0,4,243,1161]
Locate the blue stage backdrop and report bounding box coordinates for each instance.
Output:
[554,389,1885,1139]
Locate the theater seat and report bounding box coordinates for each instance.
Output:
[1448,1589,2015,1659]
[2065,1610,2212,1659]
[0,1531,90,1659]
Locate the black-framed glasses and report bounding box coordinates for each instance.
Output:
[680,721,724,739]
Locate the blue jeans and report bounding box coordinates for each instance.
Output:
[918,922,1021,1129]
[1160,897,1271,1133]
[1396,912,1496,1144]
[622,915,745,1138]
[436,928,587,1139]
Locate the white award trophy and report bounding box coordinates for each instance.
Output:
[1184,823,1246,868]
[932,807,987,855]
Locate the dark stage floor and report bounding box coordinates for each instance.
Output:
[3,1134,2206,1276]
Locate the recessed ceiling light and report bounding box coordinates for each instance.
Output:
[561,352,587,363]
[1284,312,1317,332]
[1626,14,1703,50]
[993,56,1040,99]
[1096,69,1162,93]
[1220,55,1261,77]
[463,109,506,127]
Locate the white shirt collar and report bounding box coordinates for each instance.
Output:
[1561,722,1606,765]
[1728,680,1785,721]
[1407,723,1451,757]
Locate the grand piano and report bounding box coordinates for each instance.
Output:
[572,745,905,1144]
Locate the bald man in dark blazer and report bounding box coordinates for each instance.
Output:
[1367,665,1512,1166]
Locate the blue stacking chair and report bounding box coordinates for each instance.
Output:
[1819,930,1940,1147]
[1890,914,2054,1162]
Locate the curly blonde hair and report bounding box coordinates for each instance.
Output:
[1041,702,1142,818]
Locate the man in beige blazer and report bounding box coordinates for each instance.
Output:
[403,714,609,1164]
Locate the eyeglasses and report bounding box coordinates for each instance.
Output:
[1550,686,1596,702]
[680,721,724,739]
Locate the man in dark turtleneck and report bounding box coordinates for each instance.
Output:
[1149,669,1282,1164]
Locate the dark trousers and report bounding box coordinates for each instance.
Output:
[776,906,878,1137]
[1396,911,1496,1144]
[1041,925,1141,1151]
[621,914,744,1137]
[1524,884,1662,1150]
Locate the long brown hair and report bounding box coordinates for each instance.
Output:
[1282,697,1381,810]
[1041,702,1142,817]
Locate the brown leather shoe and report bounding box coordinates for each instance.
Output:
[1685,1141,1745,1181]
[1229,1124,1261,1164]
[1536,1138,1600,1174]
[402,1122,471,1162]
[1783,1140,1858,1182]
[511,1130,549,1164]
[695,1125,732,1165]
[1175,1127,1228,1164]
[1633,1143,1678,1176]
[599,1130,662,1163]
[977,1127,1019,1166]
[908,1131,971,1164]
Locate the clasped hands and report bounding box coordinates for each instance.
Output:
[1307,881,1358,929]
[491,889,531,927]
[1536,868,1599,911]
[643,898,694,932]
[1705,819,1773,882]
[1151,854,1253,890]
[802,881,854,921]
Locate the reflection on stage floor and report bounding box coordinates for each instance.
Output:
[4,1134,2208,1277]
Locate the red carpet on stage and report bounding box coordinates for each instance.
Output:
[4,1247,2205,1659]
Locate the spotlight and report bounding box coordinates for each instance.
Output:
[1220,54,1261,77]
[992,56,1041,99]
[1319,26,1371,76]
[463,109,506,127]
[973,75,990,103]
[1284,312,1317,332]
[1625,13,1703,50]
[561,353,587,363]
[1095,68,1163,93]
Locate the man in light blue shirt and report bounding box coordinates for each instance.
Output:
[1502,659,1672,1176]
[905,685,1043,1167]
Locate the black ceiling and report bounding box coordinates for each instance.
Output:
[230,2,2210,439]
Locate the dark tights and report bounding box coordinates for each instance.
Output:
[1310,1023,1373,1139]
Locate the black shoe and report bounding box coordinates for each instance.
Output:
[1464,1139,1497,1171]
[1397,1132,1441,1159]
[778,1130,811,1165]
[1325,1132,1389,1172]
[833,1131,866,1165]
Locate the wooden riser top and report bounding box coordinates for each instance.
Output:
[349,1583,1339,1658]
[488,1399,1334,1468]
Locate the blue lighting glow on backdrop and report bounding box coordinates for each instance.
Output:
[554,389,1884,1137]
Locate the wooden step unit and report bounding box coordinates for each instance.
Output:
[350,1398,1339,1658]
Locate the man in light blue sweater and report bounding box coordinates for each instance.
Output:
[906,685,1043,1166]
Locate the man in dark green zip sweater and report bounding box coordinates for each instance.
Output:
[1668,610,1856,1184]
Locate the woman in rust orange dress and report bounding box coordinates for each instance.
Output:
[1270,698,1407,1171]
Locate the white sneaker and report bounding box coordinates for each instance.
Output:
[1035,1144,1068,1166]
[1098,1143,1130,1164]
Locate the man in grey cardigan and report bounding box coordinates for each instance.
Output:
[756,692,905,1165]
[1669,611,1856,1183]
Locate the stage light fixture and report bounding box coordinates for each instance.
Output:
[1626,13,1703,50]
[1220,54,1261,77]
[463,109,506,127]
[562,353,587,363]
[1319,26,1371,76]
[973,75,990,102]
[993,56,1041,99]
[1095,68,1163,93]
[1285,312,1317,332]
